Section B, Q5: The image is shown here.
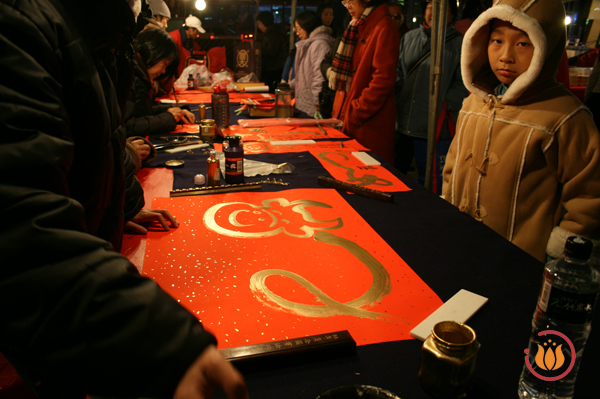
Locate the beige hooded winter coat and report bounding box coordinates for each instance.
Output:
[442,0,600,262]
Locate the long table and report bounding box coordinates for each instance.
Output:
[132,105,600,399]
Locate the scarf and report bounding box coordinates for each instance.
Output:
[330,7,373,92]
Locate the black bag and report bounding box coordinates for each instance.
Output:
[318,81,336,119]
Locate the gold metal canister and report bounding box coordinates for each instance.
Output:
[418,321,480,399]
[200,119,216,142]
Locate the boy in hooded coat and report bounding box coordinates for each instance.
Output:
[442,0,600,263]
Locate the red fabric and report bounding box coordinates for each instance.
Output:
[573,47,599,68]
[431,101,455,193]
[207,47,227,74]
[169,29,202,77]
[332,5,400,165]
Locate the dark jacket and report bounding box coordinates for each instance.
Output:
[0,0,216,397]
[395,25,468,139]
[260,24,289,72]
[124,54,177,137]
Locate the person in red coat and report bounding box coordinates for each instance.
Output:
[169,15,205,77]
[328,0,399,164]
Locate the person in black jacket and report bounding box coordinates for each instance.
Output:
[125,28,195,138]
[256,11,289,92]
[0,0,247,398]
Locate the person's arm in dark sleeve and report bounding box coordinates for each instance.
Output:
[0,5,221,398]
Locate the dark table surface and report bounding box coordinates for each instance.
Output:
[146,105,600,399]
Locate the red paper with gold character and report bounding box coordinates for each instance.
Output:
[213,139,369,155]
[310,148,410,192]
[224,124,348,142]
[143,189,441,348]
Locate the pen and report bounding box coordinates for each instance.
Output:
[172,87,179,106]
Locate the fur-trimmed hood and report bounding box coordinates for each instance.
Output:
[461,0,566,104]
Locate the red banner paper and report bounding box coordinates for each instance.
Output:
[158,91,274,104]
[310,149,410,192]
[223,124,348,142]
[143,189,441,349]
[213,139,369,155]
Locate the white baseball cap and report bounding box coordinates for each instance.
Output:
[148,0,171,19]
[185,15,206,33]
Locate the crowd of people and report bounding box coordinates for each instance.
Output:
[1,0,599,397]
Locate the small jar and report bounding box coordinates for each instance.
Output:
[418,321,480,399]
[200,119,216,142]
[275,82,293,118]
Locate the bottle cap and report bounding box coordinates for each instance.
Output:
[225,135,241,146]
[564,236,593,260]
[194,174,206,185]
[209,150,216,158]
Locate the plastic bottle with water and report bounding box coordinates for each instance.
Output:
[518,236,599,399]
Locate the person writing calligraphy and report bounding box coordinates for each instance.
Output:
[125,28,195,140]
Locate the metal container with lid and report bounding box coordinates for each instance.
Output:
[275,82,293,118]
[200,119,216,142]
[418,321,480,398]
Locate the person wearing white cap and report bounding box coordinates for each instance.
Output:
[169,14,205,76]
[148,0,171,29]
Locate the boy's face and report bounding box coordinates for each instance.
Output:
[488,20,534,85]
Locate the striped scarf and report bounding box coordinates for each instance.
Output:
[330,7,373,92]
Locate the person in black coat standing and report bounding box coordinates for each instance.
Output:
[0,0,247,398]
[256,11,289,92]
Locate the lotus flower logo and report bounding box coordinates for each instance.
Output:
[534,339,565,370]
[524,330,576,382]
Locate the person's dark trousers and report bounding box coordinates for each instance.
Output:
[585,93,600,129]
[394,131,414,174]
[261,69,283,93]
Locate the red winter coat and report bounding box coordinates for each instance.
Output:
[332,5,399,164]
[169,27,202,77]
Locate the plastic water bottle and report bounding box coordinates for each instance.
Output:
[518,236,599,399]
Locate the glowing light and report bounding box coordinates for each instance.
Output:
[565,16,572,25]
[413,17,417,23]
[195,0,206,11]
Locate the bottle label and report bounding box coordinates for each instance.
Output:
[540,276,598,324]
[225,157,243,175]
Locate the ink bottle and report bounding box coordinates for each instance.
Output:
[224,135,243,184]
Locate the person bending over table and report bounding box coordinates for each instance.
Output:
[125,28,195,139]
[0,0,247,398]
[328,0,399,164]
